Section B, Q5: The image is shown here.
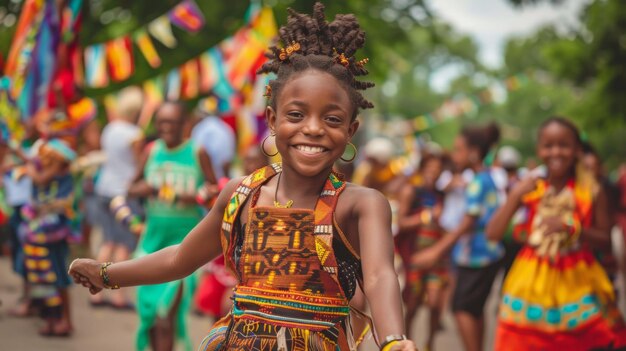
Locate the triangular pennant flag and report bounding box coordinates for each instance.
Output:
[148,15,177,49]
[165,68,181,100]
[134,29,161,68]
[106,36,134,82]
[84,43,109,88]
[207,48,234,103]
[139,77,164,128]
[168,0,205,33]
[180,59,199,99]
[226,29,266,90]
[251,7,278,41]
[198,51,217,93]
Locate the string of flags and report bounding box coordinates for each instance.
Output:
[405,73,532,133]
[104,5,277,152]
[84,0,205,87]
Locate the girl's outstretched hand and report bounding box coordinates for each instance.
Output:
[390,340,419,350]
[68,258,104,295]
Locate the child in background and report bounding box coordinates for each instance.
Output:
[396,154,446,350]
[412,122,503,351]
[487,117,626,350]
[22,139,76,336]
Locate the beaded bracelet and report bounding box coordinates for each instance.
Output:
[100,262,120,290]
[380,334,407,351]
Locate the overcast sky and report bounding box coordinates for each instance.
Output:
[425,0,589,90]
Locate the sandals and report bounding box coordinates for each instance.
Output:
[89,299,109,308]
[39,322,72,337]
[109,301,135,311]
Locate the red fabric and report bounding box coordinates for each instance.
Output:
[495,318,626,351]
[47,68,76,109]
[195,271,228,317]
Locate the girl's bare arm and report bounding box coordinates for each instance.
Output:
[70,177,243,291]
[353,187,406,340]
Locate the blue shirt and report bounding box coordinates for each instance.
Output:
[452,170,504,267]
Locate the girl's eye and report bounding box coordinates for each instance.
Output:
[287,111,304,119]
[325,116,343,124]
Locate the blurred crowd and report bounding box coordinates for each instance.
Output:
[0,85,625,351]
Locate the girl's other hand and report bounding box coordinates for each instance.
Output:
[510,175,537,201]
[390,340,419,350]
[68,258,104,294]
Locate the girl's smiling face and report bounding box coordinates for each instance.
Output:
[266,69,359,177]
[538,122,580,179]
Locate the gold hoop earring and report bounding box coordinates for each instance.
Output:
[261,133,278,157]
[340,142,357,163]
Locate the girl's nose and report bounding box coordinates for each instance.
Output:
[302,117,325,136]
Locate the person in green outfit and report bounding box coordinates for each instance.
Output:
[127,100,218,351]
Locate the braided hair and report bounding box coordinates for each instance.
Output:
[258,2,374,120]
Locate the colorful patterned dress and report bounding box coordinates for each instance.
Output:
[395,186,447,300]
[135,139,205,351]
[200,164,364,351]
[495,177,626,351]
[20,173,74,319]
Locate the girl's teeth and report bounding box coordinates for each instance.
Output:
[297,145,324,153]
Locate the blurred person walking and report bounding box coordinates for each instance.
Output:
[91,86,145,310]
[396,154,446,351]
[412,122,503,351]
[127,101,217,351]
[190,96,235,181]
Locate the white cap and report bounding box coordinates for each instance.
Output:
[364,137,395,164]
[497,145,521,169]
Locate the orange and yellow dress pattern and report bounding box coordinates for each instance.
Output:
[200,164,364,351]
[495,177,626,351]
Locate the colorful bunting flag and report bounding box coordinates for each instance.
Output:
[180,59,199,99]
[168,0,205,33]
[139,77,164,128]
[84,44,109,88]
[165,69,181,100]
[226,30,266,89]
[134,29,161,68]
[106,36,134,82]
[198,51,217,92]
[148,15,177,49]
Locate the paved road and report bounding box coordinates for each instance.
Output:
[0,255,471,351]
[2,236,624,351]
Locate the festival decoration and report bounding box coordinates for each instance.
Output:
[134,29,161,68]
[148,15,177,49]
[84,44,109,88]
[105,36,134,82]
[404,72,532,133]
[168,0,205,33]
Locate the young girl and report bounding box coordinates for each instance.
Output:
[396,154,446,350]
[23,139,76,336]
[486,117,626,350]
[411,123,503,351]
[69,4,416,351]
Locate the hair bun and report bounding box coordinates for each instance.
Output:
[258,2,374,114]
